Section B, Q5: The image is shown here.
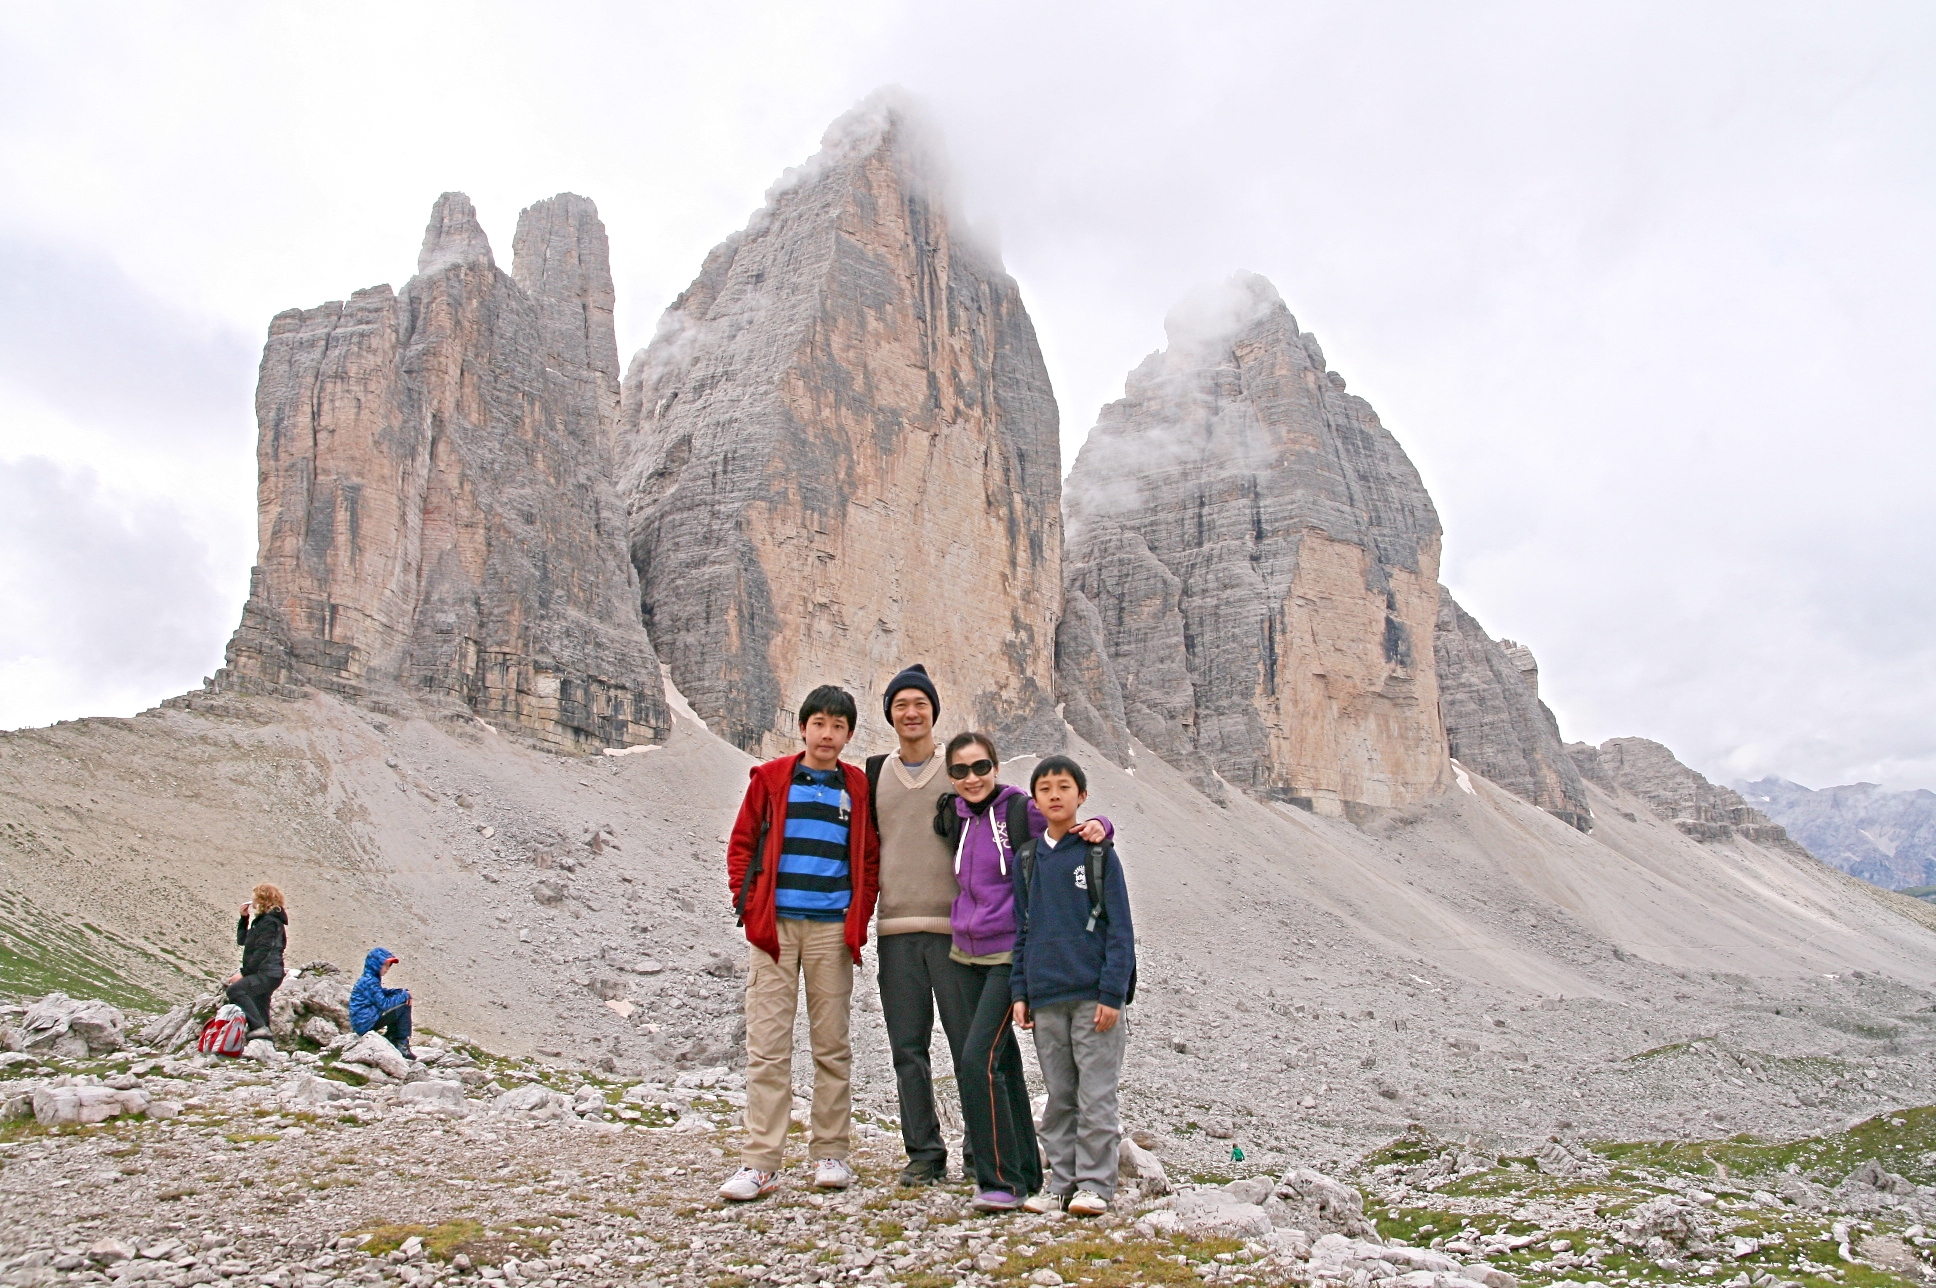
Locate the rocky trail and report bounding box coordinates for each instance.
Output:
[6,996,1936,1288]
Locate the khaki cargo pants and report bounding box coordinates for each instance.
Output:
[741,916,853,1171]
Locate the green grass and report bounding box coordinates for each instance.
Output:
[1598,1106,1936,1186]
[0,885,192,1009]
[986,1231,1248,1287]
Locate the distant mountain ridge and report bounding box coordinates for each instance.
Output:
[1740,777,1936,892]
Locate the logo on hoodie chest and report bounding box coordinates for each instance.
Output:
[1073,865,1089,891]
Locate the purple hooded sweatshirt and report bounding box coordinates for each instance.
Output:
[949,785,1111,958]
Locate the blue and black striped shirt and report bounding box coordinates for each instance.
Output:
[775,767,852,921]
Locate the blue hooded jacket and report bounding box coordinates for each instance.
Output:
[349,947,409,1033]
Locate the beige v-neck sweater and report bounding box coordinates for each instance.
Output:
[874,754,956,936]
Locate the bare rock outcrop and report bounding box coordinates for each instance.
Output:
[1054,590,1132,764]
[1585,736,1806,851]
[616,93,1062,754]
[217,192,668,750]
[1060,273,1445,813]
[1434,590,1591,830]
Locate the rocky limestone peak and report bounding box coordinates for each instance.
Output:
[1434,591,1590,830]
[617,93,1062,755]
[1059,273,1445,813]
[512,192,622,394]
[417,191,495,275]
[218,192,668,751]
[1497,638,1539,699]
[1578,737,1805,851]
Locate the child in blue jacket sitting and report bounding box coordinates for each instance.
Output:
[349,947,414,1060]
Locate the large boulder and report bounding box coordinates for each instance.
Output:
[400,1080,468,1112]
[338,1032,410,1079]
[18,994,125,1058]
[33,1081,149,1126]
[269,966,353,1038]
[1272,1168,1379,1240]
[1167,1189,1274,1238]
[1118,1137,1170,1196]
[494,1084,569,1114]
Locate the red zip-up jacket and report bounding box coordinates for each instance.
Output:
[727,753,880,965]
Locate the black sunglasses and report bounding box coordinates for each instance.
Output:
[948,758,996,780]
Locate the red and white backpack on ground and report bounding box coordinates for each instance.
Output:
[197,1004,248,1056]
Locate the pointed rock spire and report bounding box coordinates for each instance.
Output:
[616,92,1062,754]
[220,192,667,750]
[1061,273,1445,812]
[417,191,494,275]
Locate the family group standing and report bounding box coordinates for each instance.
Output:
[720,666,1138,1215]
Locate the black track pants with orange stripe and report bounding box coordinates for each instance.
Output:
[955,963,1043,1197]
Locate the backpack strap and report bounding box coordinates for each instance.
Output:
[865,754,885,831]
[932,791,962,846]
[1015,836,1038,938]
[1086,842,1137,1004]
[1001,795,1031,876]
[1085,843,1108,933]
[733,814,769,927]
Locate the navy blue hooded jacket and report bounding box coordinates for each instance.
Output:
[1009,833,1136,1011]
[349,947,409,1034]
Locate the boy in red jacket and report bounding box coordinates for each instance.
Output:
[720,685,880,1202]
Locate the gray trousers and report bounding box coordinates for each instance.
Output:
[1030,999,1127,1198]
[877,932,977,1169]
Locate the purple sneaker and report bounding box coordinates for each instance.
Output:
[971,1189,1021,1212]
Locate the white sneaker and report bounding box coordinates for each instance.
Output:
[718,1167,778,1202]
[1065,1190,1109,1216]
[1022,1191,1065,1214]
[812,1157,856,1190]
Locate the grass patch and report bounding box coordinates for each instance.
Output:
[989,1231,1248,1286]
[1598,1105,1936,1186]
[346,1220,550,1267]
[0,883,190,1009]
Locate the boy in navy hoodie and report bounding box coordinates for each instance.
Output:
[1010,755,1135,1216]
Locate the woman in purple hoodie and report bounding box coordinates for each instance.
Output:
[938,731,1109,1211]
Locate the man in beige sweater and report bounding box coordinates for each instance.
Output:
[865,664,976,1185]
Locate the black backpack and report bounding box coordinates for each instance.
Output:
[1014,834,1137,1005]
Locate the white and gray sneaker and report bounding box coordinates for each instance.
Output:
[1065,1190,1110,1217]
[718,1167,778,1202]
[812,1157,857,1190]
[1022,1191,1065,1214]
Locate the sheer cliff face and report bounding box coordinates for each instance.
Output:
[1434,591,1591,830]
[617,98,1062,755]
[221,193,669,750]
[1061,274,1445,813]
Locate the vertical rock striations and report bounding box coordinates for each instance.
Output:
[616,94,1062,754]
[1061,274,1445,814]
[1580,737,1805,852]
[219,193,669,750]
[1433,591,1591,830]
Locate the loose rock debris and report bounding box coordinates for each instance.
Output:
[6,999,1936,1288]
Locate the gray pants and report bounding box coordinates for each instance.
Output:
[1030,999,1127,1198]
[876,932,977,1169]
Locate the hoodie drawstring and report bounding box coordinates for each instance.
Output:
[956,796,1015,877]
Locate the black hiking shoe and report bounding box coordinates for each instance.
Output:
[899,1161,948,1187]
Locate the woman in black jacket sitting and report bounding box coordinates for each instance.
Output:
[227,884,288,1039]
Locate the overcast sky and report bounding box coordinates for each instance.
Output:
[2,1,1930,793]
